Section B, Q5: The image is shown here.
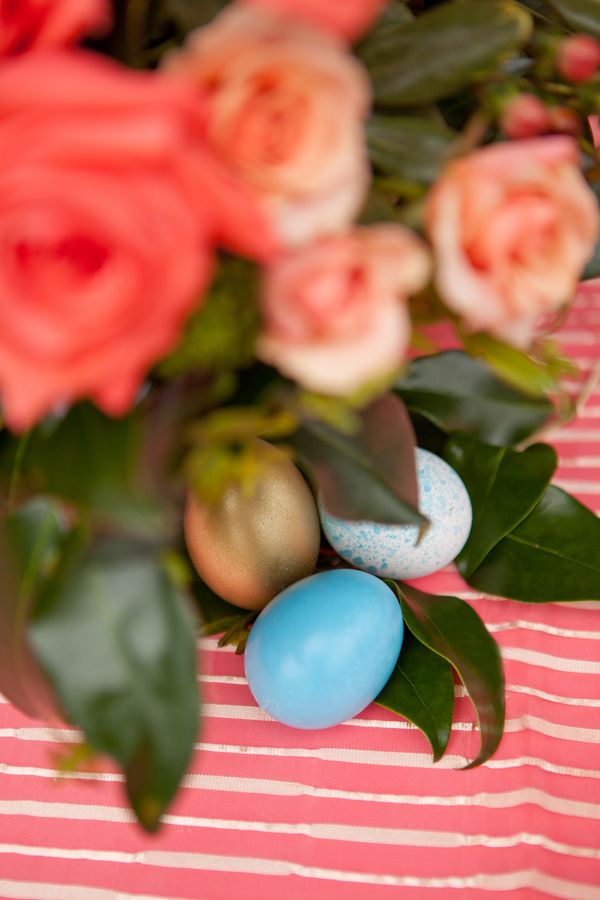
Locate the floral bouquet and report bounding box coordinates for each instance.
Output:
[1,0,600,832]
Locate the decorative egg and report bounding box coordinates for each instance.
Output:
[244,569,404,729]
[320,447,472,580]
[184,439,321,611]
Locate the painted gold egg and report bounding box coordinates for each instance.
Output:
[184,440,321,610]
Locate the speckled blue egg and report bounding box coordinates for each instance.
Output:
[244,569,404,729]
[320,448,472,580]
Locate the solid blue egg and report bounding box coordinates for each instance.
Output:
[244,569,404,729]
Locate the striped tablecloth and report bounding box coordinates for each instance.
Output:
[0,287,599,900]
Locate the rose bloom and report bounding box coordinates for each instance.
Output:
[0,51,215,432]
[242,0,387,41]
[166,5,371,248]
[257,225,431,395]
[427,137,599,347]
[0,0,109,55]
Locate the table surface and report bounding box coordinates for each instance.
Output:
[1,288,600,900]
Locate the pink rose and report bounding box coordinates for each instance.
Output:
[241,0,388,41]
[257,225,431,395]
[0,0,109,55]
[427,137,600,346]
[0,51,214,431]
[166,5,371,248]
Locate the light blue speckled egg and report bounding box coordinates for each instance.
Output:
[320,448,472,580]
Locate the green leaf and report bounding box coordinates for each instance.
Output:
[190,571,252,646]
[0,499,66,721]
[158,258,260,379]
[1,404,163,537]
[291,394,427,528]
[582,239,600,280]
[376,628,454,761]
[547,0,600,37]
[445,434,557,577]
[467,486,600,602]
[461,333,557,397]
[28,539,200,831]
[367,115,456,184]
[396,351,553,446]
[391,581,505,767]
[362,0,532,108]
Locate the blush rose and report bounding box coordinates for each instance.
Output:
[0,0,109,55]
[166,5,371,248]
[427,137,599,346]
[257,225,431,395]
[0,51,214,431]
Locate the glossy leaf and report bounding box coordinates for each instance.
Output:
[461,333,557,397]
[0,499,66,722]
[1,403,163,537]
[291,394,427,528]
[548,0,600,37]
[367,115,455,184]
[376,629,454,761]
[467,486,600,602]
[363,0,532,108]
[28,538,200,831]
[445,434,557,577]
[396,351,553,446]
[391,581,505,767]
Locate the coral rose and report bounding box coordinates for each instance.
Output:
[257,225,431,395]
[166,5,371,248]
[0,0,109,55]
[242,0,388,42]
[427,137,599,346]
[0,51,214,431]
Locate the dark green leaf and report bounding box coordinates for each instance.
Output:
[367,115,456,184]
[163,0,229,36]
[0,499,66,721]
[461,333,557,397]
[158,258,260,379]
[582,239,600,280]
[467,486,600,602]
[190,571,251,639]
[28,539,200,831]
[1,404,164,537]
[376,628,454,761]
[445,434,557,577]
[392,581,505,767]
[291,394,427,528]
[356,1,413,58]
[396,351,553,446]
[547,0,600,37]
[363,0,532,108]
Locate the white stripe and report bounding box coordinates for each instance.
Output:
[558,455,600,467]
[0,814,598,859]
[553,330,599,344]
[554,478,600,494]
[199,674,247,685]
[2,784,599,823]
[4,707,600,746]
[3,753,600,785]
[0,883,195,900]
[0,849,597,897]
[549,428,600,441]
[502,646,600,673]
[489,620,600,639]
[507,683,600,708]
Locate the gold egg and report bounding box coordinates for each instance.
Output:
[184,440,321,611]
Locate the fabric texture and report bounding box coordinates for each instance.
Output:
[0,286,599,899]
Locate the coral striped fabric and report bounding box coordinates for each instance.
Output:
[1,287,600,900]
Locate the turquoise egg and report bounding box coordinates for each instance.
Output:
[244,569,404,729]
[320,448,472,580]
